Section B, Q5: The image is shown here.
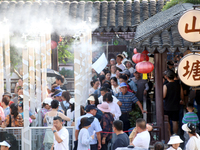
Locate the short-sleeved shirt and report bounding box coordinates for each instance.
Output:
[76,113,102,144]
[132,130,150,149]
[182,112,199,127]
[54,127,69,150]
[3,107,10,117]
[116,92,138,113]
[112,133,129,150]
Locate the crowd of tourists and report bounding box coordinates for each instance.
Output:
[0,53,200,150]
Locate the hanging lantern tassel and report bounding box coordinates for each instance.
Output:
[143,73,148,80]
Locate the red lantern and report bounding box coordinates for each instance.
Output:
[134,48,138,54]
[51,40,57,49]
[142,50,149,54]
[136,61,154,73]
[132,53,149,64]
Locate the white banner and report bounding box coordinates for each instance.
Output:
[92,53,108,74]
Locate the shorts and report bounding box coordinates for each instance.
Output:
[164,110,179,121]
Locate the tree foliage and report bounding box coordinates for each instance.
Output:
[162,0,200,11]
[57,37,74,64]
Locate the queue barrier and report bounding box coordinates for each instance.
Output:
[0,126,75,150]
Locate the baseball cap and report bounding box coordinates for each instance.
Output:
[43,98,53,105]
[119,82,127,88]
[182,123,196,133]
[86,105,97,112]
[0,141,11,148]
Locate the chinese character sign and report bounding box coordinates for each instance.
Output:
[178,54,200,86]
[178,10,200,42]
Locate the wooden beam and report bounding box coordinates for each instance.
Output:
[154,53,164,140]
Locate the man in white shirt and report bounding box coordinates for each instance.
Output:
[131,118,150,149]
[98,87,122,106]
[116,54,126,71]
[51,116,69,150]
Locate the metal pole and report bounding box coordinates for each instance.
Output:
[154,53,164,140]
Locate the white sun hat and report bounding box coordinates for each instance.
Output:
[167,135,183,145]
[0,141,11,148]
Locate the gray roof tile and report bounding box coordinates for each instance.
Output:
[0,0,166,33]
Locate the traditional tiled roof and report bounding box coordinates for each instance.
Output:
[0,0,166,33]
[134,25,193,53]
[133,3,195,53]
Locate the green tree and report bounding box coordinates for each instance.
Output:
[57,37,74,64]
[162,0,200,11]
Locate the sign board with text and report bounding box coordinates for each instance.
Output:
[178,54,200,86]
[178,10,200,42]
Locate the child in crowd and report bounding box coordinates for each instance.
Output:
[77,117,94,150]
[182,102,199,145]
[167,135,183,150]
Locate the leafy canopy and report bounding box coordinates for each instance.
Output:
[163,0,200,11]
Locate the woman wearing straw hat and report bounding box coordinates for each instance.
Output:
[97,102,114,150]
[167,135,183,150]
[182,122,200,150]
[77,117,95,150]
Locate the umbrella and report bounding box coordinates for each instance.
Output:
[46,68,61,77]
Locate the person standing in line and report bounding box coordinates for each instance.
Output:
[77,117,95,150]
[51,116,69,150]
[97,102,114,150]
[75,105,102,150]
[110,65,117,78]
[182,123,200,150]
[163,70,183,135]
[55,75,67,91]
[0,140,12,150]
[166,135,183,150]
[131,69,149,102]
[89,79,100,95]
[131,118,150,149]
[116,54,126,71]
[102,93,121,120]
[1,97,10,117]
[182,102,199,145]
[111,77,120,96]
[112,120,129,150]
[116,82,146,132]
